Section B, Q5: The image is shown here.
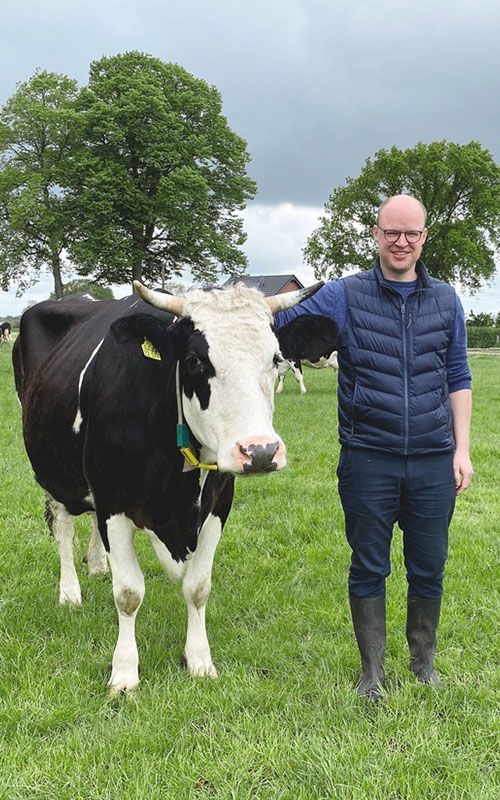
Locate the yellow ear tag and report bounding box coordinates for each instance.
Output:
[142,338,161,361]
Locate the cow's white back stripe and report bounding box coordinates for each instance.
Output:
[72,338,104,434]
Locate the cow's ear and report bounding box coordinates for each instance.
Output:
[111,314,194,362]
[275,314,339,361]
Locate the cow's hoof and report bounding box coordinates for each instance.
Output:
[108,672,139,695]
[59,586,82,606]
[184,655,218,679]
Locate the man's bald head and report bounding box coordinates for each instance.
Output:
[377,195,427,227]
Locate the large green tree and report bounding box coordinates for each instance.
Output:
[0,70,80,299]
[69,51,256,286]
[305,141,500,291]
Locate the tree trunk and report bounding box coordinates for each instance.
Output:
[51,253,64,300]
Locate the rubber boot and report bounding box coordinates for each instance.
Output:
[406,596,443,686]
[349,595,386,700]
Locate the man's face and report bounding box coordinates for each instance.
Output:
[373,199,428,279]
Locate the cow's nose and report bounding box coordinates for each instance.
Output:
[240,440,279,473]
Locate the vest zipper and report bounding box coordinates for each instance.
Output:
[401,302,409,454]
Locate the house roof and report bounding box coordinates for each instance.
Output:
[222,274,304,296]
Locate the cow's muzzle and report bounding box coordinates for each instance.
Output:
[232,437,286,475]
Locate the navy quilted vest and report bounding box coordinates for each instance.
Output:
[337,260,456,454]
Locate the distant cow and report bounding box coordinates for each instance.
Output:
[1,321,12,343]
[274,316,339,394]
[275,352,338,395]
[14,282,337,694]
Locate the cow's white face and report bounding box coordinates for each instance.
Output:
[180,287,286,475]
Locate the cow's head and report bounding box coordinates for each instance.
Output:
[134,281,323,475]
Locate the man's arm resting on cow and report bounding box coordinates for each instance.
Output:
[449,388,473,495]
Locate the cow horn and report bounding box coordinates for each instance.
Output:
[133,281,186,317]
[265,281,325,314]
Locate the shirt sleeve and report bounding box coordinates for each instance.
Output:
[273,279,347,333]
[446,295,472,393]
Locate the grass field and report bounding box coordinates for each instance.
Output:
[0,342,498,800]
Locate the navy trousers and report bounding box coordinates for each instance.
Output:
[337,447,456,599]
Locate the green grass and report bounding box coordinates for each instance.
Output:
[0,343,498,800]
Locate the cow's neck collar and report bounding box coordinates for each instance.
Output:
[175,363,218,471]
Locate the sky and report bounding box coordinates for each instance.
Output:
[1,0,499,317]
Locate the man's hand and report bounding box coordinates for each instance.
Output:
[453,448,473,495]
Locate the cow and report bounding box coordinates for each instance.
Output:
[1,321,12,343]
[14,282,338,694]
[274,315,339,394]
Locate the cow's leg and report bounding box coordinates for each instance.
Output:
[106,513,145,694]
[86,512,108,576]
[45,495,82,606]
[291,360,307,394]
[276,359,291,394]
[182,512,222,678]
[182,474,233,679]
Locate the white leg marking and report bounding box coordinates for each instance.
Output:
[146,529,188,582]
[107,514,144,695]
[51,500,82,606]
[291,363,307,394]
[72,338,104,434]
[182,512,222,678]
[276,361,288,394]
[86,513,108,575]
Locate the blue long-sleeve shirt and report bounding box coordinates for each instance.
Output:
[275,278,471,393]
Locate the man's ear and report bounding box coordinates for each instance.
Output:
[111,313,194,362]
[275,314,339,361]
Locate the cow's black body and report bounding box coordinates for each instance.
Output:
[15,296,232,559]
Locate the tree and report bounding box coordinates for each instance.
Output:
[0,70,81,299]
[68,51,256,287]
[305,141,500,292]
[466,311,495,327]
[49,278,114,300]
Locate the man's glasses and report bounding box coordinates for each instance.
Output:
[378,228,425,244]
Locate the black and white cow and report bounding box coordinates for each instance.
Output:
[1,321,12,343]
[14,282,337,694]
[274,315,339,394]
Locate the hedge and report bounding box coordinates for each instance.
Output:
[466,326,500,348]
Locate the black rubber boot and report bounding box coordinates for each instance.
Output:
[406,596,443,686]
[349,595,386,700]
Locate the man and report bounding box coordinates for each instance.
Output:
[275,195,472,699]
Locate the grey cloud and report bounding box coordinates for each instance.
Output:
[1,1,499,206]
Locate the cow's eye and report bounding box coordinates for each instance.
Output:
[185,354,203,372]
